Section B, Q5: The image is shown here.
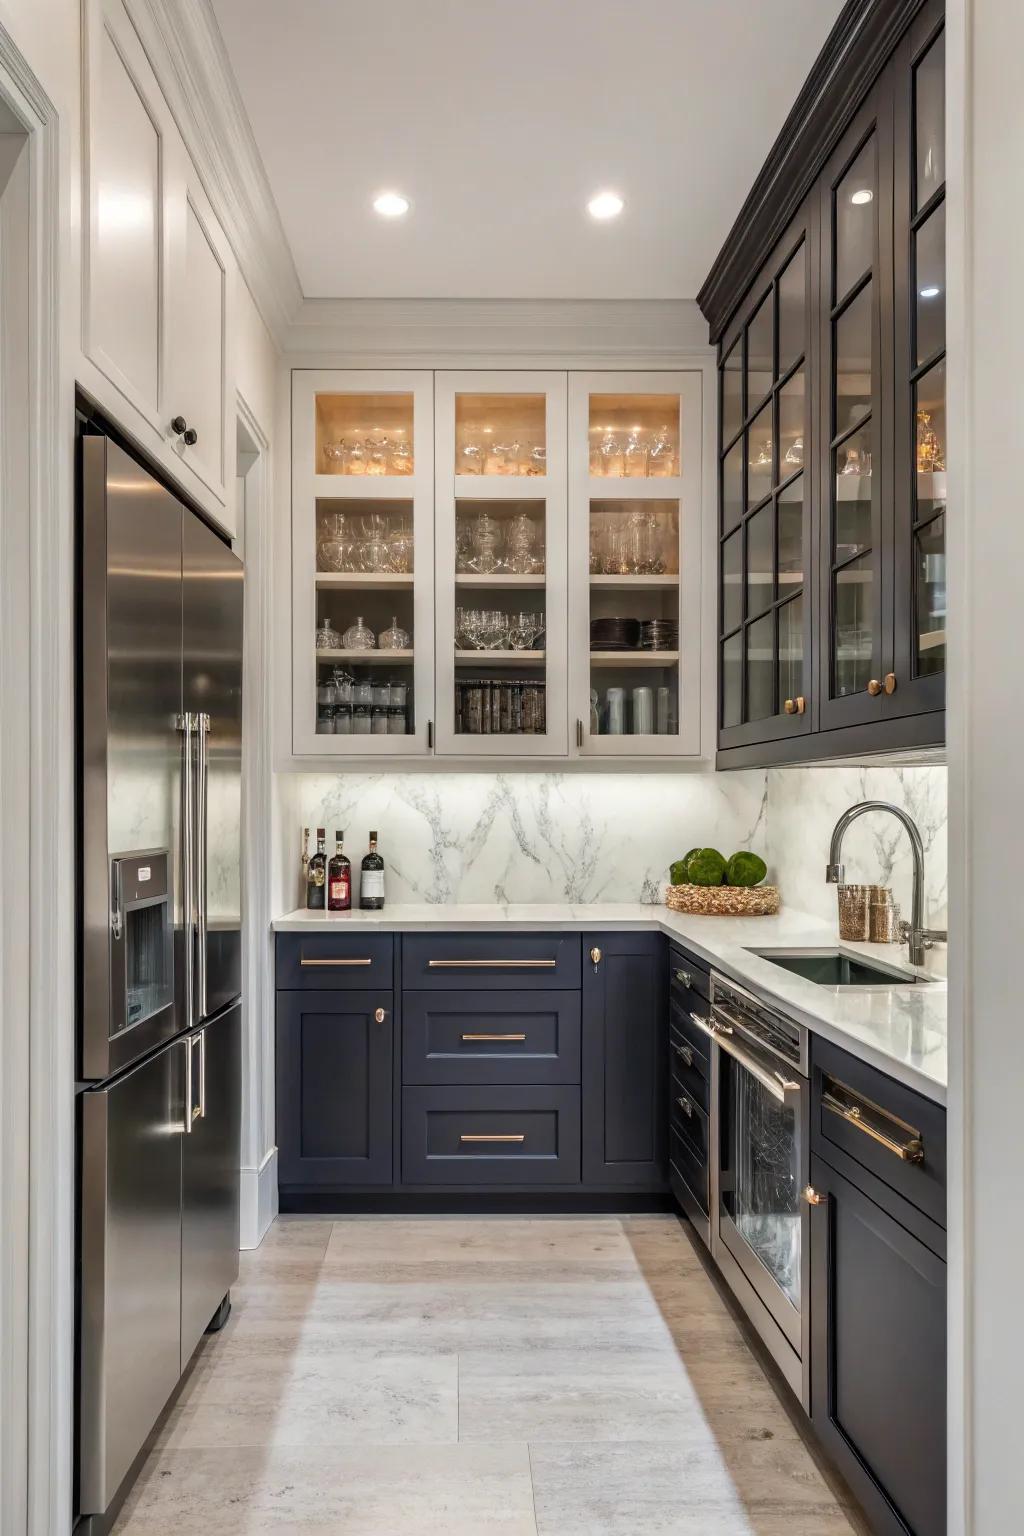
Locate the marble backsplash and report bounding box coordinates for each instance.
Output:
[276,763,947,927]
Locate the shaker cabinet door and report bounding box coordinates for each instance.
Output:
[276,990,394,1187]
[809,1154,946,1536]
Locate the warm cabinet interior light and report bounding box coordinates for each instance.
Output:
[850,188,874,205]
[373,191,410,217]
[588,190,624,220]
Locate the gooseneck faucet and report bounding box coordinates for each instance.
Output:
[825,800,945,967]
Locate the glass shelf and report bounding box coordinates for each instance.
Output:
[315,392,414,476]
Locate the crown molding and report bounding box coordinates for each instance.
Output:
[126,0,302,345]
[697,0,928,342]
[284,297,712,366]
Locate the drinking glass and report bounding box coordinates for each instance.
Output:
[597,432,624,477]
[647,425,677,477]
[357,513,389,572]
[624,430,648,478]
[322,440,346,470]
[527,445,546,476]
[344,439,367,475]
[505,510,539,575]
[468,512,502,574]
[507,612,535,650]
[366,437,389,476]
[316,510,353,572]
[459,439,485,475]
[389,439,413,475]
[386,521,414,573]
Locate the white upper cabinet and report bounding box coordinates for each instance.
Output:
[83,0,236,535]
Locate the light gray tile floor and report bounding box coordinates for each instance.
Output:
[113,1214,862,1535]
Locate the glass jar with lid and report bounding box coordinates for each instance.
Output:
[372,684,391,735]
[352,680,373,734]
[316,674,336,734]
[378,616,411,650]
[388,682,408,735]
[331,668,353,734]
[316,616,342,651]
[342,616,375,650]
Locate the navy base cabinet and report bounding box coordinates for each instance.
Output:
[582,932,668,1190]
[276,990,393,1187]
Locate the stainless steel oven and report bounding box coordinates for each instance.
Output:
[691,974,810,1405]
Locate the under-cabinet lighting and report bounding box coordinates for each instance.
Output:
[850,188,874,206]
[373,190,410,218]
[919,285,941,298]
[588,190,624,220]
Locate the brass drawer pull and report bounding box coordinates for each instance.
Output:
[428,958,557,969]
[673,1041,694,1067]
[300,956,373,967]
[822,1086,924,1164]
[459,1133,526,1144]
[803,1185,828,1206]
[676,1095,693,1118]
[461,1032,527,1042]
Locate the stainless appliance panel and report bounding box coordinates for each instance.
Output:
[182,511,243,1022]
[81,436,184,1079]
[78,1039,186,1514]
[180,1001,241,1365]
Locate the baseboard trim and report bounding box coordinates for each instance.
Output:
[278,1189,673,1216]
[240,1146,279,1248]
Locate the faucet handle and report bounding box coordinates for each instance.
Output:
[825,863,844,885]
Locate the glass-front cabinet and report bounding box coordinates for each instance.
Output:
[434,372,568,756]
[292,370,435,756]
[569,372,701,757]
[717,207,816,752]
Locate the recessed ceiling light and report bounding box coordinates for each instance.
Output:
[850,188,873,206]
[588,190,624,220]
[373,190,410,218]
[919,285,941,299]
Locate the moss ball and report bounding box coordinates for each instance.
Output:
[726,851,768,888]
[685,848,728,887]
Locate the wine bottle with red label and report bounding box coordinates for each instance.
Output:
[327,831,352,912]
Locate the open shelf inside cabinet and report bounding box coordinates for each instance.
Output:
[588,394,681,479]
[315,393,415,476]
[454,394,546,477]
[316,500,415,577]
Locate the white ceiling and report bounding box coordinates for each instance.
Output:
[211,0,844,302]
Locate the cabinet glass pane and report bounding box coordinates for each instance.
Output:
[315,393,414,476]
[722,340,743,446]
[778,243,806,376]
[456,394,546,476]
[835,137,876,301]
[315,499,417,738]
[915,31,945,211]
[915,359,947,519]
[590,500,678,576]
[746,503,773,618]
[916,513,946,676]
[915,201,946,366]
[778,594,803,709]
[723,439,743,532]
[779,368,805,473]
[834,424,873,561]
[835,281,873,435]
[746,613,774,721]
[589,393,680,478]
[746,401,774,509]
[746,291,774,410]
[722,632,742,728]
[722,530,742,634]
[834,555,874,697]
[454,499,547,737]
[778,476,804,587]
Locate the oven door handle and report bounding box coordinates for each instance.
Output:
[689,1009,801,1107]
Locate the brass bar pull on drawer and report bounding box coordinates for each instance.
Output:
[300,956,373,967]
[428,958,557,969]
[459,1133,526,1144]
[803,1185,827,1206]
[822,1086,924,1163]
[461,1032,527,1042]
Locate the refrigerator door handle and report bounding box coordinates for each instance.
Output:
[196,712,210,1021]
[198,1026,207,1120]
[183,1033,194,1133]
[178,712,195,1030]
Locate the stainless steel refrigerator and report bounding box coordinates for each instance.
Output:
[77,432,243,1521]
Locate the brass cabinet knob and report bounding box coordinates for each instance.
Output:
[590,946,602,966]
[374,1007,386,1024]
[784,698,796,715]
[784,696,807,716]
[803,1185,827,1206]
[884,672,897,695]
[867,678,882,696]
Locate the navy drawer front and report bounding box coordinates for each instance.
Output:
[670,1126,709,1217]
[403,990,581,1086]
[670,1068,709,1163]
[402,1086,581,1185]
[276,932,394,990]
[402,933,582,990]
[812,1037,946,1229]
[668,1014,709,1109]
[669,946,711,1000]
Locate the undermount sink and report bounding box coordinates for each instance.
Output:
[748,947,933,989]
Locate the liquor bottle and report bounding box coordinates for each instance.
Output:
[300,826,310,901]
[327,831,352,912]
[359,829,385,910]
[306,827,327,910]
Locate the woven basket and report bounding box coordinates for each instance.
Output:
[664,883,780,916]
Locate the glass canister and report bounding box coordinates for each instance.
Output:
[388,682,408,735]
[315,616,342,651]
[342,616,376,650]
[316,674,336,734]
[316,510,353,572]
[352,681,373,734]
[372,683,391,734]
[331,670,352,734]
[379,615,411,650]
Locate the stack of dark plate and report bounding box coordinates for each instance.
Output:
[640,618,679,651]
[590,616,641,651]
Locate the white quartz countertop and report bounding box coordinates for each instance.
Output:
[273,902,947,1104]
